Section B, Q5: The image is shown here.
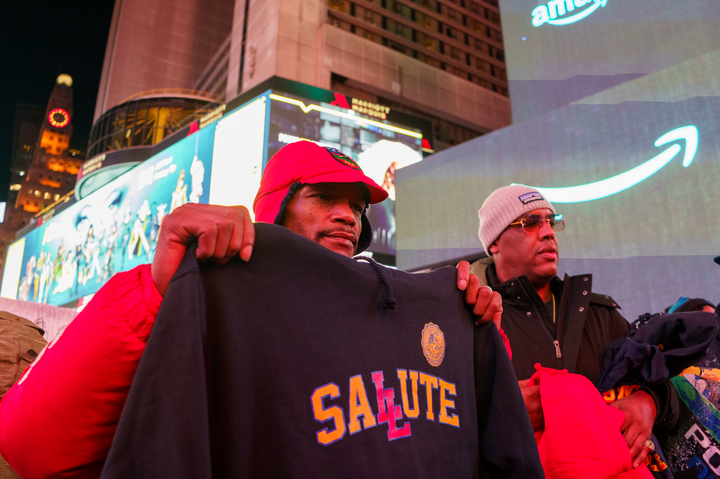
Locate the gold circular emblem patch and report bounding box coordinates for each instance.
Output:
[421,323,445,367]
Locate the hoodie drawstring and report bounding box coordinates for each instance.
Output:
[356,257,397,310]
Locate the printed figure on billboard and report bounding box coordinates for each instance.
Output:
[169,170,188,213]
[17,256,35,301]
[128,198,151,261]
[102,222,118,282]
[189,157,204,203]
[38,251,51,303]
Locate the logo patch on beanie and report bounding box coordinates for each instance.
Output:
[519,192,544,204]
[324,147,361,170]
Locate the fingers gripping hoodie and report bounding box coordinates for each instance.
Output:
[101,223,542,479]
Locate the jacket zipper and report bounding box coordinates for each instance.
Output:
[517,280,563,362]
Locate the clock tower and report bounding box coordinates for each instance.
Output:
[13,74,84,216]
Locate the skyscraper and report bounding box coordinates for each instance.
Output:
[92,0,510,153]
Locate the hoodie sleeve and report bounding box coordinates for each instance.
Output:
[475,323,544,478]
[0,264,162,479]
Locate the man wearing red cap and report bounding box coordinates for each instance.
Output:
[0,141,523,478]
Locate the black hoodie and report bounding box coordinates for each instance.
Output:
[102,223,543,479]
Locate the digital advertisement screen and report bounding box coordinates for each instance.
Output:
[0,123,217,306]
[501,0,720,122]
[1,86,427,304]
[397,1,720,318]
[267,92,424,257]
[209,95,269,218]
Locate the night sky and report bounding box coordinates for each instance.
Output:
[0,0,116,202]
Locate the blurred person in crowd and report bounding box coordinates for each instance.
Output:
[470,184,677,471]
[0,142,539,479]
[0,311,47,479]
[659,286,720,477]
[665,296,715,314]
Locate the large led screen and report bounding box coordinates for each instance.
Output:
[397,13,720,318]
[1,124,217,306]
[501,0,720,122]
[209,95,269,217]
[267,92,423,257]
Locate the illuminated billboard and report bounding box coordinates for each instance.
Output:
[0,121,217,306]
[502,0,720,122]
[267,92,423,257]
[397,2,720,318]
[2,80,428,305]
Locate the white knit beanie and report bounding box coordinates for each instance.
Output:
[478,184,555,255]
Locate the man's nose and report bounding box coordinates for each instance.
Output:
[538,219,555,239]
[330,201,357,224]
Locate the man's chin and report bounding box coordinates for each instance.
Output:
[533,262,558,282]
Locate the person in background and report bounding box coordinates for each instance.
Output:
[470,184,678,471]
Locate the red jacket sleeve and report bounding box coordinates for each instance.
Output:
[0,264,162,479]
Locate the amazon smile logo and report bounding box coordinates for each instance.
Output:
[519,126,699,203]
[532,0,607,27]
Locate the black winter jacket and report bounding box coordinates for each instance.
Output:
[470,258,627,384]
[470,258,677,431]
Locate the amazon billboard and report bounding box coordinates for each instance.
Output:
[397,2,720,319]
[501,0,720,122]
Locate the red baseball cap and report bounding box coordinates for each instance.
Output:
[253,141,388,253]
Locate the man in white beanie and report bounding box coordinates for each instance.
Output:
[470,184,676,471]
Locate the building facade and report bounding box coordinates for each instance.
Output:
[93,0,510,154]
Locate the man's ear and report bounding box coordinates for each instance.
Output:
[489,242,500,255]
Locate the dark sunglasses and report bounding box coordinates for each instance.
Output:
[509,214,566,233]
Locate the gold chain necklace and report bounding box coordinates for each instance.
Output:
[552,292,556,324]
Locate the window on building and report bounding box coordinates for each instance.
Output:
[35,190,40,197]
[54,194,60,201]
[471,75,494,90]
[474,39,489,54]
[471,19,484,34]
[329,0,345,11]
[474,57,491,73]
[422,34,438,50]
[44,192,50,200]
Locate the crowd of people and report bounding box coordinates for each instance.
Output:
[0,140,717,478]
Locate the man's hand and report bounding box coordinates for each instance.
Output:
[456,260,503,328]
[611,390,657,469]
[518,379,544,439]
[151,204,255,296]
